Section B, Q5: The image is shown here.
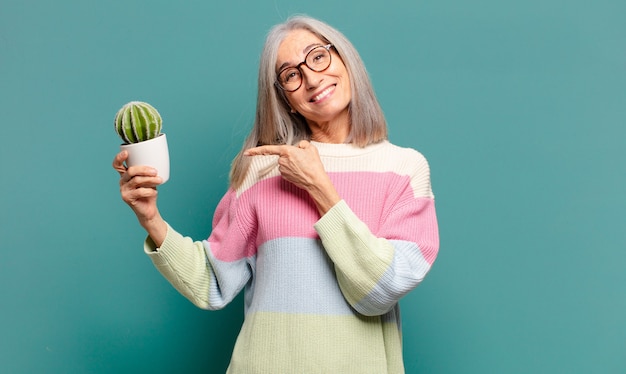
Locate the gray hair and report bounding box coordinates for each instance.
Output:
[230,15,387,188]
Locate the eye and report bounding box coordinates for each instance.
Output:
[308,49,329,67]
[281,68,301,83]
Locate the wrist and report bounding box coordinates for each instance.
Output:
[139,215,168,247]
[308,179,341,216]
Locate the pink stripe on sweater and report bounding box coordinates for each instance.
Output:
[208,171,437,263]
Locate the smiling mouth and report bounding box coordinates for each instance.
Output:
[310,85,336,102]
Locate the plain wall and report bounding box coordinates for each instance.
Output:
[1,0,624,373]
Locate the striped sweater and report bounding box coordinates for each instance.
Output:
[144,140,439,373]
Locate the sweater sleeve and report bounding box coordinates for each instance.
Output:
[314,156,439,316]
[144,189,254,310]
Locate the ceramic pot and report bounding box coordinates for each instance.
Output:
[120,133,170,183]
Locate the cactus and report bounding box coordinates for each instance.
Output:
[114,101,162,144]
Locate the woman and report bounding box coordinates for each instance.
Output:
[113,15,439,374]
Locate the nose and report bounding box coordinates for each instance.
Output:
[300,67,323,89]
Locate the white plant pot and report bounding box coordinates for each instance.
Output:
[120,133,170,183]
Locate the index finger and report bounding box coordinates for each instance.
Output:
[244,145,292,157]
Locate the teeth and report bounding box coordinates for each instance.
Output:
[312,86,334,102]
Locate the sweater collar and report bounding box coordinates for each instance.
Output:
[310,140,389,157]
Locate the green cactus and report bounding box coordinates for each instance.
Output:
[114,101,162,144]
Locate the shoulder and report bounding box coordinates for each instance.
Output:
[382,141,428,161]
[379,141,434,199]
[377,141,431,175]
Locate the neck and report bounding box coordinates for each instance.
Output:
[307,111,350,144]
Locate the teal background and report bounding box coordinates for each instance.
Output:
[1,0,624,373]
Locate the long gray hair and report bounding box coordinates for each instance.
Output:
[229,15,387,189]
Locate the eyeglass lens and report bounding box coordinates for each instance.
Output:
[278,45,332,91]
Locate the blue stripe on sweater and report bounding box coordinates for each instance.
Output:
[354,240,431,315]
[246,237,354,315]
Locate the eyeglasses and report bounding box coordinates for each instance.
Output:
[276,44,334,92]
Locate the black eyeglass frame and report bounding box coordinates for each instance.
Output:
[275,44,334,92]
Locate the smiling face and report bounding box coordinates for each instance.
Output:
[276,29,352,141]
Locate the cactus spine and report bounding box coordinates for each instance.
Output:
[114,101,162,144]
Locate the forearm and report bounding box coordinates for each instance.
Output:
[138,212,168,247]
[315,201,394,313]
[143,191,255,311]
[307,176,341,216]
[144,224,213,309]
[315,200,437,316]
